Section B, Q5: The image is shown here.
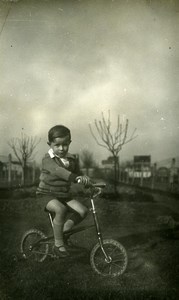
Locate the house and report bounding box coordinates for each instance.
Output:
[157,157,179,183]
[101,156,116,168]
[125,155,152,178]
[0,154,39,186]
[0,154,22,173]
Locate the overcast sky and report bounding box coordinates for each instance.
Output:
[0,0,178,165]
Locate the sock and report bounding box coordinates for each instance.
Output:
[53,220,65,248]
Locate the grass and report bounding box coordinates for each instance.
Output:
[0,187,179,299]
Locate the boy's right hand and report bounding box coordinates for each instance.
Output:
[76,175,91,187]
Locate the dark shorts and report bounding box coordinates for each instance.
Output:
[36,193,72,210]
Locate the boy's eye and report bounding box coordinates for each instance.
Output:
[55,144,68,147]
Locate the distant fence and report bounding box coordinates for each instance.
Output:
[82,158,179,194]
[118,164,179,194]
[2,154,178,193]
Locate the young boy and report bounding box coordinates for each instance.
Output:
[36,125,90,257]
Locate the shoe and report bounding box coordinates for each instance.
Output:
[53,245,69,258]
[63,234,73,246]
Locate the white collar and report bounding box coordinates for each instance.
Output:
[48,148,69,167]
[48,148,57,159]
[48,148,68,160]
[48,148,74,160]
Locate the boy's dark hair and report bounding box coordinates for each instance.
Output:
[48,125,71,143]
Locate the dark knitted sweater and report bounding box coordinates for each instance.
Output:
[37,152,80,198]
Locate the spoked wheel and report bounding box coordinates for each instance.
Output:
[90,239,128,277]
[20,229,49,262]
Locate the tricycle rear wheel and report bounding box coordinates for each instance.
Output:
[20,229,49,262]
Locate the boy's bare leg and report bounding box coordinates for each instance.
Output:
[63,199,88,232]
[63,219,74,232]
[46,199,67,251]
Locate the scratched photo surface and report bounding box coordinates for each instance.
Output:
[0,0,179,300]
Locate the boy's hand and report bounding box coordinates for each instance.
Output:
[76,175,91,187]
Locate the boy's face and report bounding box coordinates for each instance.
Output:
[49,135,71,158]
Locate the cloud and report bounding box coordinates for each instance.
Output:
[0,0,178,163]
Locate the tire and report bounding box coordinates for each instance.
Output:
[20,229,49,262]
[90,239,128,277]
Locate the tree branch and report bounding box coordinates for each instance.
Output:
[89,112,137,157]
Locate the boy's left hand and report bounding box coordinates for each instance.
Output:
[76,175,91,187]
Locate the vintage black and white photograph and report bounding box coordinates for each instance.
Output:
[0,0,179,299]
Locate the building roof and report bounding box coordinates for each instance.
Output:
[156,157,179,168]
[0,154,36,166]
[0,155,21,165]
[0,155,9,163]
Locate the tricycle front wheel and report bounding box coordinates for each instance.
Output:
[90,239,128,277]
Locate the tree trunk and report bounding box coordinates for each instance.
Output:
[32,160,36,184]
[21,167,25,186]
[114,156,119,194]
[21,159,27,186]
[8,154,12,186]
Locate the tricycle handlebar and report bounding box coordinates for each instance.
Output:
[77,178,106,189]
[89,182,106,198]
[92,183,106,188]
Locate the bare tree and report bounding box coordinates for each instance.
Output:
[8,133,40,186]
[89,111,137,192]
[80,149,96,176]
